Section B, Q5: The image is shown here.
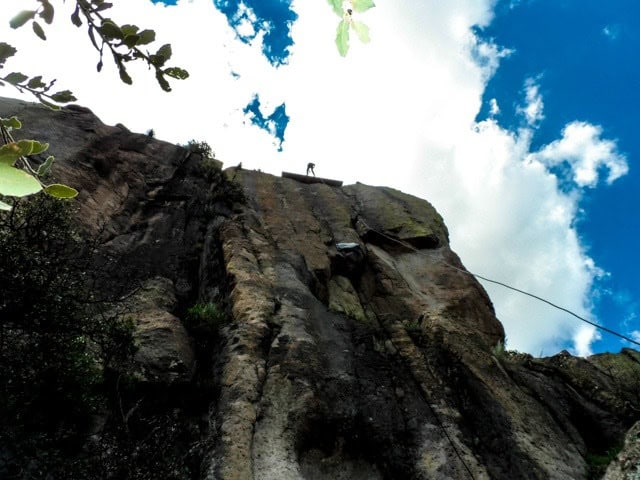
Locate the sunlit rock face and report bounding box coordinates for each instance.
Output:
[1,96,639,479]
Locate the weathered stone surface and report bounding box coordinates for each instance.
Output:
[206,169,639,480]
[2,97,639,479]
[127,278,196,384]
[604,421,640,480]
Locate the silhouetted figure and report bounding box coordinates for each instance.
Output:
[307,162,316,176]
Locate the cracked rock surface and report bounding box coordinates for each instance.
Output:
[207,170,640,480]
[2,97,639,479]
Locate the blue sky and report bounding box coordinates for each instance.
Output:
[475,0,640,352]
[3,0,638,355]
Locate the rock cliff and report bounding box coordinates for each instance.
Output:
[1,97,639,479]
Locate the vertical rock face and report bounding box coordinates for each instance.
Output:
[1,97,639,479]
[208,171,639,480]
[209,171,503,480]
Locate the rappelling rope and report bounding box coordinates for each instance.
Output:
[357,219,640,349]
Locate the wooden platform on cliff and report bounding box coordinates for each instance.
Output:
[281,171,343,187]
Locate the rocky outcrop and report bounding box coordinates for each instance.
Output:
[207,171,640,480]
[604,421,640,479]
[1,96,639,479]
[127,277,196,385]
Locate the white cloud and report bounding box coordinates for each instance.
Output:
[574,326,601,357]
[489,98,500,116]
[408,116,607,355]
[632,331,640,343]
[470,36,513,82]
[0,0,629,356]
[517,77,544,126]
[528,122,629,187]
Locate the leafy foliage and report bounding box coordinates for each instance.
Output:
[329,0,375,56]
[3,0,189,104]
[0,117,78,206]
[185,302,227,337]
[1,1,190,206]
[184,138,215,159]
[0,194,136,476]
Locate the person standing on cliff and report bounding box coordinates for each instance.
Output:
[306,162,316,176]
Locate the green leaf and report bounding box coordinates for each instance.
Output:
[29,140,49,156]
[149,45,173,68]
[94,2,113,12]
[4,72,28,85]
[100,20,123,40]
[32,21,47,41]
[0,200,12,211]
[137,29,156,46]
[0,143,22,166]
[118,66,133,85]
[50,90,77,103]
[336,19,350,56]
[351,20,370,43]
[164,67,189,80]
[327,0,344,16]
[156,44,172,62]
[27,75,46,89]
[39,0,55,24]
[16,140,34,156]
[70,5,82,27]
[123,34,140,49]
[155,71,171,92]
[0,163,42,197]
[37,155,54,176]
[120,24,138,37]
[1,117,22,130]
[351,0,376,13]
[10,10,37,29]
[44,183,78,199]
[0,43,17,66]
[149,55,164,67]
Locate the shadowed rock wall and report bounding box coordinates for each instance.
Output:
[1,97,638,480]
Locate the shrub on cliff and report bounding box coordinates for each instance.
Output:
[185,301,228,352]
[0,194,135,476]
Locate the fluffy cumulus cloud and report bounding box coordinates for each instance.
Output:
[409,113,612,355]
[528,122,628,187]
[0,0,628,356]
[574,326,602,357]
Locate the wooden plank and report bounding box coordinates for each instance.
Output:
[281,171,343,187]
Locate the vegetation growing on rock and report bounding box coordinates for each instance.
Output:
[0,194,135,477]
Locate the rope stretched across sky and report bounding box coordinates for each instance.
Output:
[357,219,640,349]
